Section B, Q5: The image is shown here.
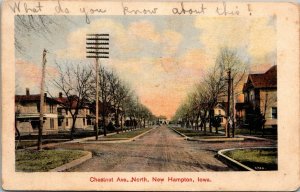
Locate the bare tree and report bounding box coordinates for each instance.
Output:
[15,15,69,54]
[51,62,93,140]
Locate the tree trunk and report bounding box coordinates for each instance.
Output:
[120,114,123,132]
[70,115,76,140]
[103,113,107,136]
[15,116,21,150]
[209,111,212,133]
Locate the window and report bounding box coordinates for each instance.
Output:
[49,104,54,113]
[272,107,277,119]
[83,118,86,126]
[218,110,221,115]
[58,119,62,127]
[57,108,62,115]
[37,103,40,112]
[250,93,254,101]
[50,118,54,129]
[244,93,248,102]
[66,119,69,127]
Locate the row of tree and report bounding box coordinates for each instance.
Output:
[50,62,156,139]
[172,47,247,137]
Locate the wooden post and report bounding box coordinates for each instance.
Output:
[86,33,109,140]
[38,49,47,150]
[231,77,235,138]
[95,57,99,140]
[226,69,231,138]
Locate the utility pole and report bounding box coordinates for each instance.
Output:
[231,77,235,138]
[38,49,47,150]
[86,34,109,140]
[226,69,231,138]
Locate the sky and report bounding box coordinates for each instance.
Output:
[15,15,277,119]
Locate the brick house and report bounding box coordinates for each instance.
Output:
[15,88,60,134]
[242,65,277,128]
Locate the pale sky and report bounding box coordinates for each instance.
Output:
[16,16,276,119]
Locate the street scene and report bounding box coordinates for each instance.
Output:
[14,14,278,172]
[57,125,275,172]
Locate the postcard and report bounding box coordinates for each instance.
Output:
[1,0,300,191]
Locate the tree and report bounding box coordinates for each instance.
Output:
[213,47,247,137]
[172,47,247,137]
[51,63,93,140]
[15,15,66,54]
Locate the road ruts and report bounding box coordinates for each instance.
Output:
[59,126,232,172]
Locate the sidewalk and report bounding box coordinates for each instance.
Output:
[218,131,273,141]
[24,128,140,149]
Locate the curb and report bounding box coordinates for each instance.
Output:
[169,127,188,140]
[170,127,244,142]
[131,126,157,141]
[80,126,157,144]
[217,147,277,171]
[187,137,244,142]
[49,151,92,172]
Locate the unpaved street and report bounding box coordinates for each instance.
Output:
[55,126,276,172]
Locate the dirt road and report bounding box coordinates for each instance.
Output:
[58,126,229,171]
[56,125,275,172]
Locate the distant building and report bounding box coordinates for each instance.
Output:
[15,88,60,134]
[157,115,168,124]
[242,65,277,128]
[213,102,228,127]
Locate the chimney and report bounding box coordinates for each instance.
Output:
[59,92,63,98]
[26,88,30,96]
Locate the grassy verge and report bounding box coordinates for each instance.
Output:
[172,127,223,137]
[16,149,86,172]
[224,148,277,171]
[234,128,277,138]
[105,127,152,139]
[15,140,69,149]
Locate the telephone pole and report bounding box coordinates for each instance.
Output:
[38,49,47,150]
[226,69,231,138]
[86,34,109,140]
[231,76,235,138]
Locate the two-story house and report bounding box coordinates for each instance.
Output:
[15,88,60,134]
[54,93,94,131]
[213,101,228,127]
[242,65,277,128]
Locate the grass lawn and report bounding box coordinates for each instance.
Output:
[224,148,277,171]
[105,127,152,139]
[235,128,277,135]
[15,139,69,149]
[16,149,86,172]
[172,127,223,137]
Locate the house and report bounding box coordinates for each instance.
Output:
[15,88,61,134]
[54,93,94,131]
[89,101,120,128]
[235,102,247,127]
[157,115,168,124]
[213,101,228,127]
[242,65,277,128]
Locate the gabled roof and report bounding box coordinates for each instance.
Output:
[54,96,89,109]
[15,94,60,104]
[243,65,277,91]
